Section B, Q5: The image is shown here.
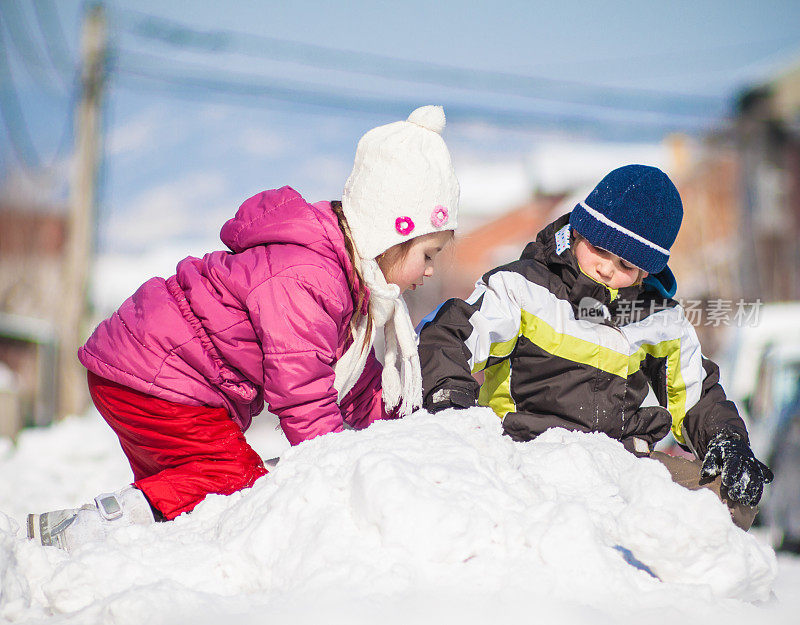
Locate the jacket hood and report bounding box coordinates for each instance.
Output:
[642,267,677,298]
[220,186,364,310]
[520,214,587,293]
[221,187,342,256]
[522,214,577,276]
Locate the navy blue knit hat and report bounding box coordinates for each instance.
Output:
[569,164,683,274]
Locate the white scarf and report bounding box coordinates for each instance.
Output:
[333,258,422,417]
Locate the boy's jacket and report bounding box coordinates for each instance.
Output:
[418,214,747,458]
[79,187,391,444]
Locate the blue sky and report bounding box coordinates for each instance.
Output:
[3,0,800,261]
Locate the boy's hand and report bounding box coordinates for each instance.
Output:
[425,387,476,413]
[700,432,774,507]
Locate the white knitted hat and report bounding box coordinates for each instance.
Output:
[342,105,460,260]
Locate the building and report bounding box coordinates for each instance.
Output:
[0,202,66,434]
[734,60,800,302]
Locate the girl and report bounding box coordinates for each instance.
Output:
[28,105,459,551]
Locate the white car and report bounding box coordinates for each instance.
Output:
[716,302,800,550]
[717,302,800,424]
[743,342,800,550]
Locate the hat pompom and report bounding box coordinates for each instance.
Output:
[407,105,446,134]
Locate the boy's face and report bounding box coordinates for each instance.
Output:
[572,233,648,290]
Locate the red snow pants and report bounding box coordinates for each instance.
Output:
[87,371,267,520]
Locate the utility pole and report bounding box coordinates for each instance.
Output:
[58,4,106,417]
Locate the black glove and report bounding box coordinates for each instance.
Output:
[700,432,774,506]
[425,387,476,413]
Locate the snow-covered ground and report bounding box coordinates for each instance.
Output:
[1,407,799,625]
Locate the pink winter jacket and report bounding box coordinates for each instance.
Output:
[78,187,393,444]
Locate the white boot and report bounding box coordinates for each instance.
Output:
[27,486,156,552]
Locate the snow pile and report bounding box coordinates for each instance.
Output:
[0,407,787,624]
[0,417,135,524]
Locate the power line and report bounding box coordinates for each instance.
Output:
[521,34,800,73]
[110,50,722,138]
[0,11,45,171]
[0,7,78,175]
[112,8,727,119]
[1,0,66,91]
[33,0,76,86]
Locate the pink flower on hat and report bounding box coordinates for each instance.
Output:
[395,216,415,236]
[431,205,449,227]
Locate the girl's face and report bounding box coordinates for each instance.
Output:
[380,231,453,293]
[572,233,648,290]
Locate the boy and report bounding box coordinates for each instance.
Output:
[418,164,772,530]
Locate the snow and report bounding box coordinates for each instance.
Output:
[527,140,671,195]
[456,160,531,216]
[1,406,799,624]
